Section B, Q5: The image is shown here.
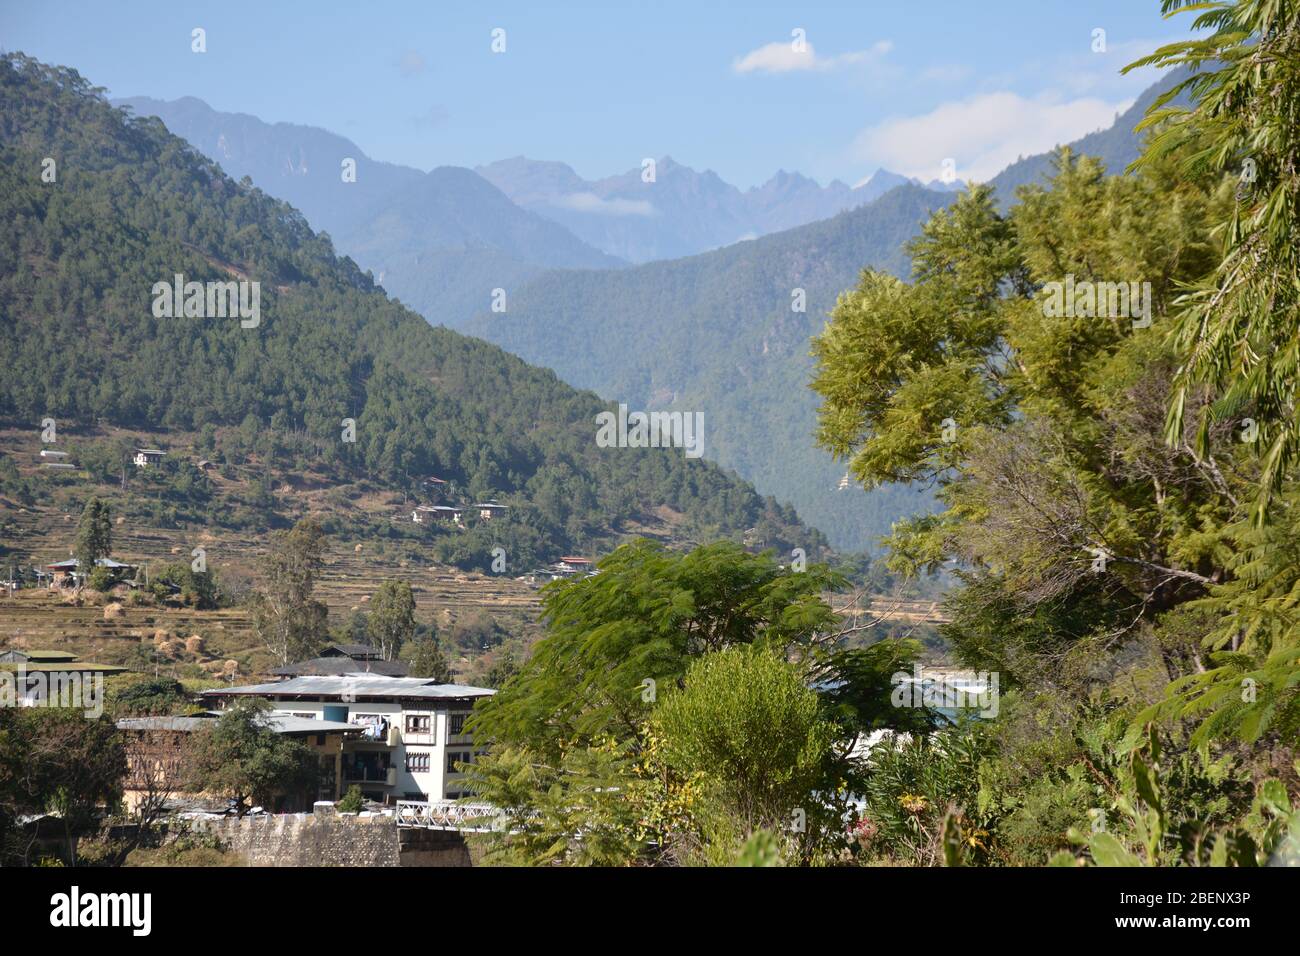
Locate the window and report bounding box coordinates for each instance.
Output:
[405,751,431,773]
[446,751,471,773]
[448,713,468,735]
[405,714,431,734]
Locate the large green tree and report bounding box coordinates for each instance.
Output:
[184,700,315,816]
[469,539,842,757]
[367,581,416,662]
[251,517,329,666]
[73,496,113,584]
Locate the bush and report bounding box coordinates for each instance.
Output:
[86,565,118,592]
[336,786,364,814]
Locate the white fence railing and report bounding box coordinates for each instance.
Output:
[394,800,499,832]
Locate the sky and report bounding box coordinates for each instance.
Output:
[0,1,1193,188]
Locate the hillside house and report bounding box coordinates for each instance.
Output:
[115,712,362,811]
[201,675,495,803]
[473,502,509,521]
[411,504,463,526]
[1,649,128,706]
[555,556,593,576]
[44,557,137,588]
[133,448,165,468]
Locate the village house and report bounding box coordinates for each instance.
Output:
[44,556,137,588]
[411,504,463,526]
[201,675,495,803]
[473,501,509,521]
[39,449,75,470]
[0,649,127,705]
[115,712,362,811]
[555,556,593,576]
[271,643,409,679]
[133,448,165,468]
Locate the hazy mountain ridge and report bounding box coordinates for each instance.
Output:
[476,155,964,262]
[114,95,623,328]
[465,184,954,551]
[459,71,1183,550]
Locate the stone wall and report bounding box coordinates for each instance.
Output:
[190,811,476,867]
[193,812,400,867]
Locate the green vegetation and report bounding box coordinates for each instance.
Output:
[73,497,112,584]
[250,517,329,666]
[182,700,315,816]
[0,708,126,866]
[335,785,364,814]
[367,580,415,661]
[0,52,823,570]
[803,0,1300,866]
[464,2,1299,867]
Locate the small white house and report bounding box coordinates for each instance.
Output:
[201,675,495,803]
[134,448,165,469]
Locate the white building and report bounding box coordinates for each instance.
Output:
[201,674,495,803]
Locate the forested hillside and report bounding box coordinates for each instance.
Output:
[0,54,825,567]
[466,185,954,551]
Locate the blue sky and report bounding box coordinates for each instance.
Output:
[1,1,1192,187]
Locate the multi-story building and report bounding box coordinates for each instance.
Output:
[201,675,495,803]
[115,713,361,811]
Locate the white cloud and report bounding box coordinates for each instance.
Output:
[851,91,1132,183]
[549,192,656,217]
[733,40,891,75]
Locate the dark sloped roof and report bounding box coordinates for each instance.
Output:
[323,643,383,660]
[270,657,409,678]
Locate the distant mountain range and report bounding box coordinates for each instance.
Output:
[114,96,622,327]
[476,156,963,263]
[460,74,1184,551]
[114,95,963,319]
[114,70,1180,552]
[463,184,953,553]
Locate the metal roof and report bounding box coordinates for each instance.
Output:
[0,649,79,662]
[45,557,137,569]
[202,674,496,702]
[116,714,362,735]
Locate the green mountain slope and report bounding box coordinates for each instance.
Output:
[465,185,953,551]
[0,54,825,567]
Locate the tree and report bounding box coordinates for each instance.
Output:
[652,644,841,861]
[367,581,416,662]
[1124,0,1300,523]
[407,637,453,682]
[0,708,125,866]
[184,700,315,816]
[74,497,112,587]
[250,517,329,666]
[809,149,1236,689]
[469,538,841,757]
